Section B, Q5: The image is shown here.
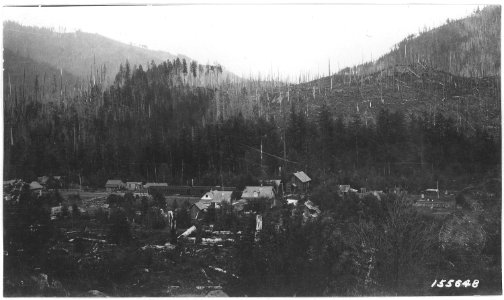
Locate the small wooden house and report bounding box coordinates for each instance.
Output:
[126,182,143,191]
[30,181,43,196]
[288,171,311,194]
[201,190,233,207]
[241,186,275,201]
[105,180,125,192]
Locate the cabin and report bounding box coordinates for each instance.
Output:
[242,186,275,201]
[241,185,277,208]
[105,180,125,192]
[191,186,235,197]
[30,181,43,196]
[126,182,143,191]
[423,188,440,201]
[201,190,233,206]
[288,171,311,194]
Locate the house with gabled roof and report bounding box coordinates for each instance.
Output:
[126,182,143,191]
[105,179,125,192]
[201,190,233,206]
[241,186,279,208]
[288,171,311,193]
[241,186,275,201]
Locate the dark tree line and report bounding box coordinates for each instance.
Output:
[4,56,500,191]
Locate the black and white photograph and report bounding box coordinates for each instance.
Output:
[1,0,502,296]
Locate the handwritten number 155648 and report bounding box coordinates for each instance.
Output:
[431,279,479,288]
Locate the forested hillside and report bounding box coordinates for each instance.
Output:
[2,6,502,298]
[4,21,188,85]
[288,64,500,134]
[344,5,500,77]
[3,49,82,102]
[3,6,501,191]
[3,57,500,192]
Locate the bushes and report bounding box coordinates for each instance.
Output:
[145,207,166,230]
[176,206,191,229]
[151,190,166,210]
[231,194,447,296]
[311,179,342,212]
[107,194,124,208]
[108,209,132,245]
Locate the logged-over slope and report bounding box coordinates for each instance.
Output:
[4,21,181,84]
[342,5,500,78]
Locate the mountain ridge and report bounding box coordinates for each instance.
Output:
[4,21,209,84]
[336,5,500,79]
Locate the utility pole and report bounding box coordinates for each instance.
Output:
[436,181,439,199]
[260,138,263,179]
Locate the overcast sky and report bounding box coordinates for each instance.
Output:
[2,2,489,79]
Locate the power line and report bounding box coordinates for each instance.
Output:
[238,142,299,164]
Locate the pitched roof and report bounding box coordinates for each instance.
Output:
[241,186,275,200]
[193,201,211,210]
[30,181,43,190]
[106,179,124,187]
[293,171,311,183]
[144,182,168,188]
[201,190,233,203]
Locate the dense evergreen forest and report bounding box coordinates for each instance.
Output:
[3,54,500,191]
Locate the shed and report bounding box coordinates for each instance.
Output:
[30,181,43,196]
[288,171,311,193]
[126,182,143,191]
[30,181,43,190]
[105,180,125,192]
